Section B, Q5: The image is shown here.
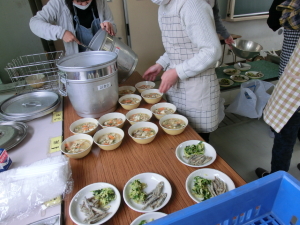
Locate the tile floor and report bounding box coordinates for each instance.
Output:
[210,115,300,183]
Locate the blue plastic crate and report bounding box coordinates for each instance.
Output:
[150,171,300,225]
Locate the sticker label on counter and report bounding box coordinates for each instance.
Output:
[42,196,62,210]
[49,136,62,153]
[52,111,63,123]
[96,82,112,91]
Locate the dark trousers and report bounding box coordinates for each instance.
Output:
[271,107,300,173]
[198,133,210,143]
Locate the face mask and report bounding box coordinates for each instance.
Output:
[73,1,92,10]
[151,0,170,5]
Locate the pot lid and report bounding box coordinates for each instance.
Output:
[0,96,61,122]
[0,121,28,151]
[56,51,117,72]
[0,91,60,116]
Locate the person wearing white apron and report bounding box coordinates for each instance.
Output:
[143,0,222,142]
[30,0,116,55]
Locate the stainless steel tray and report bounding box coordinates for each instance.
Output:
[0,121,28,150]
[28,214,60,225]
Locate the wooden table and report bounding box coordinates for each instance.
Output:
[63,71,246,224]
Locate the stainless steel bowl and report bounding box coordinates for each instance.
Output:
[231,39,263,59]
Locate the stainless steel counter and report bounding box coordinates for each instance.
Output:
[0,91,63,225]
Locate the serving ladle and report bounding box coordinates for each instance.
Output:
[79,43,93,51]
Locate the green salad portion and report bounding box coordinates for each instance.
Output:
[184,141,205,158]
[138,219,154,225]
[92,188,116,206]
[219,78,230,85]
[129,179,147,203]
[139,220,148,225]
[192,176,212,201]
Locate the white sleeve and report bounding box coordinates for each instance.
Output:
[175,0,222,80]
[100,0,117,34]
[29,0,66,41]
[156,52,170,70]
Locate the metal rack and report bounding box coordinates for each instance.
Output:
[5,51,64,94]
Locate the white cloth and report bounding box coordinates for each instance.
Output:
[29,0,116,55]
[156,0,222,133]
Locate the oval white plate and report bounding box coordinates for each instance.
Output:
[175,140,217,168]
[230,75,249,83]
[218,78,234,87]
[69,182,121,225]
[245,71,264,79]
[123,172,172,213]
[234,63,251,71]
[185,168,235,203]
[223,68,241,76]
[130,212,167,225]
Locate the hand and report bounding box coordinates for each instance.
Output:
[62,30,80,44]
[100,22,115,36]
[159,69,178,93]
[225,35,234,49]
[143,63,163,81]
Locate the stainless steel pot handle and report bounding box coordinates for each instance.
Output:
[58,71,68,97]
[22,101,42,107]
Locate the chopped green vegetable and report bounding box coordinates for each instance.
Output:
[184,141,205,158]
[192,176,212,201]
[92,188,116,206]
[138,219,154,225]
[139,220,148,225]
[219,78,230,85]
[129,179,147,203]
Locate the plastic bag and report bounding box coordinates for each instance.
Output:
[0,155,73,224]
[225,80,274,118]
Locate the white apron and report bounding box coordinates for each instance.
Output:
[160,0,220,133]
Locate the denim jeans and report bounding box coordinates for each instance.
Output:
[271,106,300,173]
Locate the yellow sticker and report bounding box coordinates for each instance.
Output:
[42,196,62,209]
[52,111,63,123]
[49,136,62,153]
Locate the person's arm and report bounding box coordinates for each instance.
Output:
[143,52,169,82]
[100,0,117,34]
[267,0,284,31]
[213,1,230,40]
[29,0,66,41]
[175,0,222,80]
[156,52,170,71]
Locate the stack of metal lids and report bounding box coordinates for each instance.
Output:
[0,121,28,150]
[0,91,61,122]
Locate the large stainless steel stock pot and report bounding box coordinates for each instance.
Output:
[88,29,138,83]
[57,51,118,118]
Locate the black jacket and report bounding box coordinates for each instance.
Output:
[267,0,285,31]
